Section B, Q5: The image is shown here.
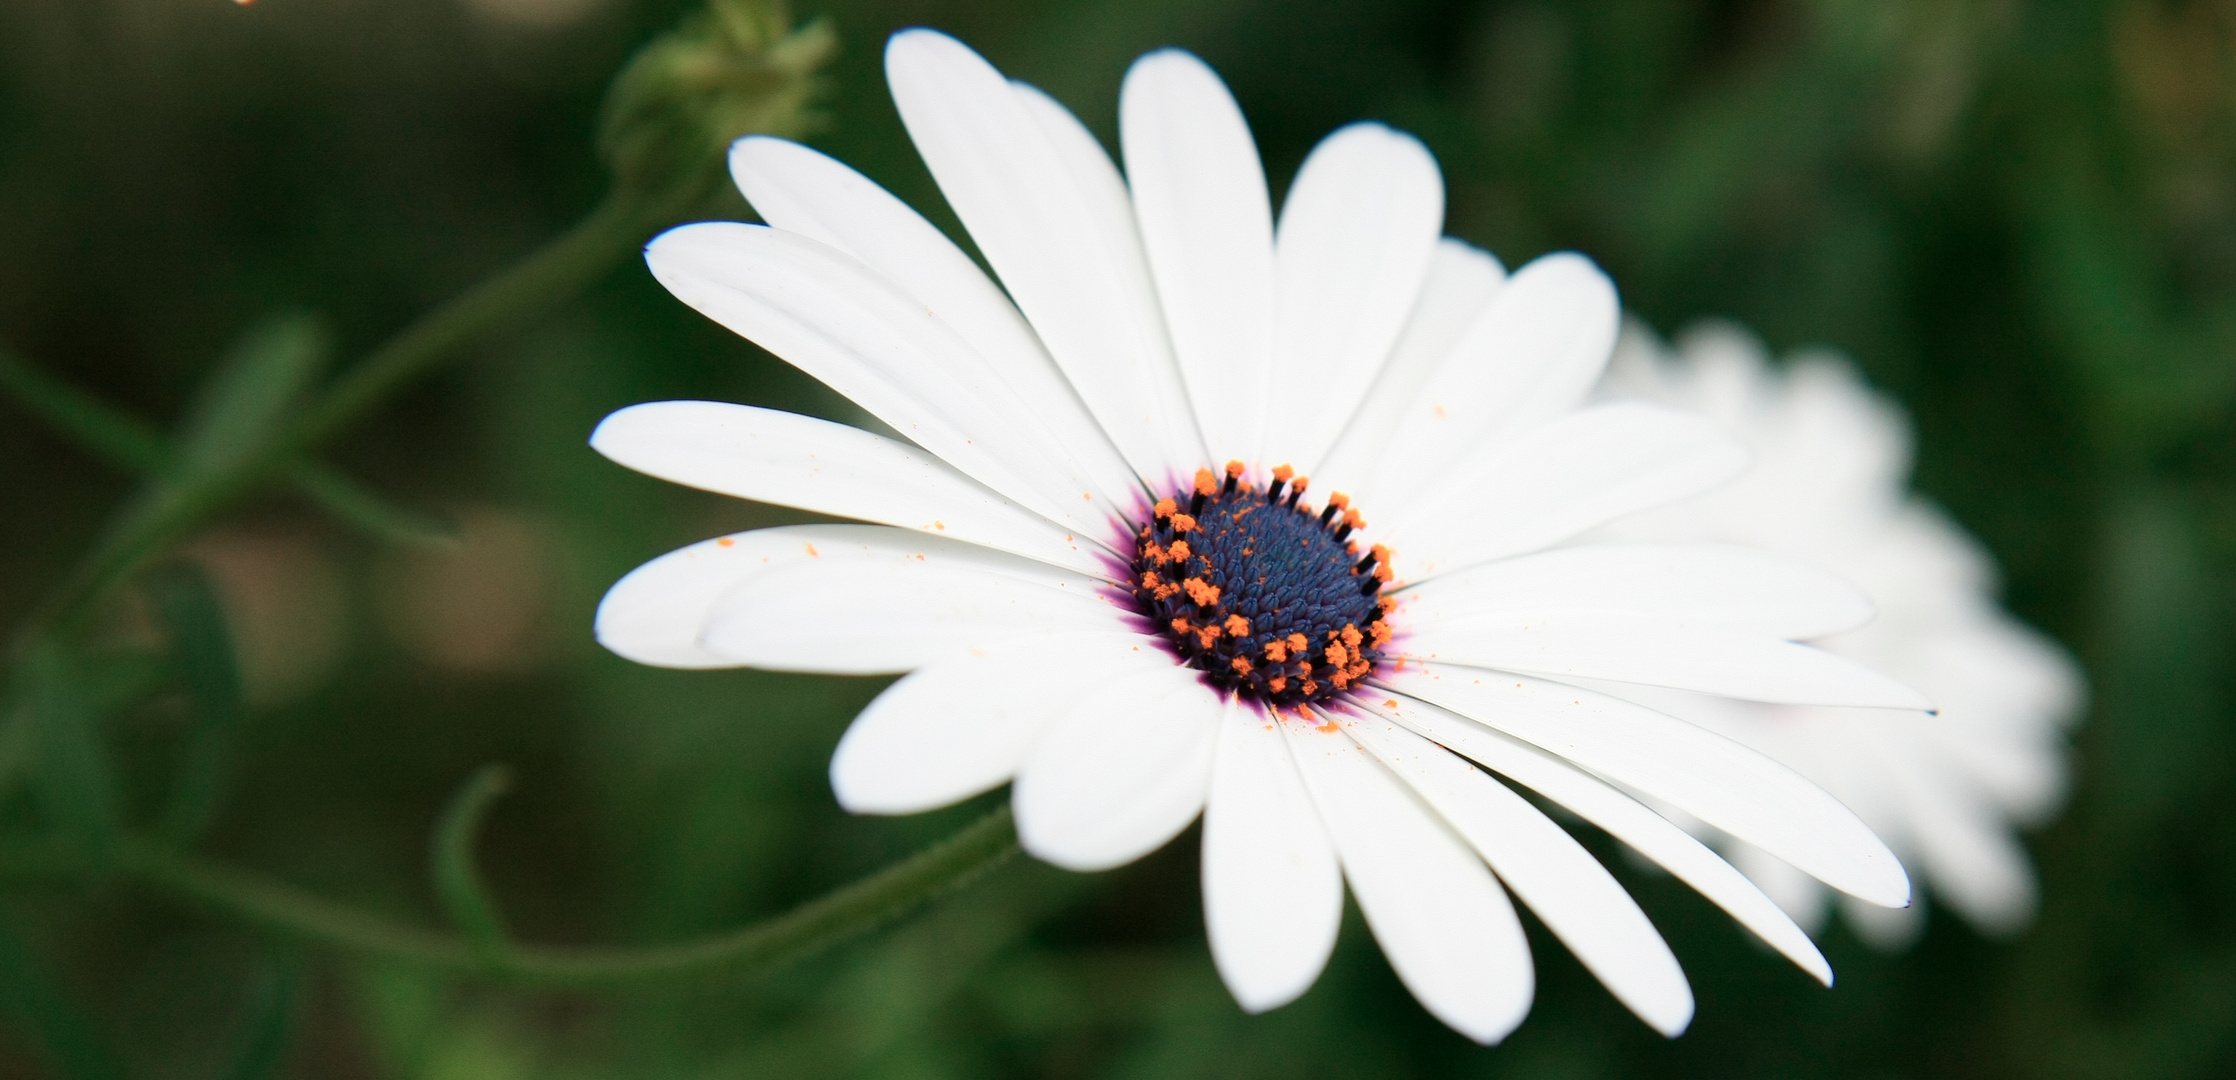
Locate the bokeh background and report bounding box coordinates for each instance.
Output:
[3,0,2234,1076]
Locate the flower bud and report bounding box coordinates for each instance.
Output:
[596,0,836,214]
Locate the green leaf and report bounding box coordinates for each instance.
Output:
[142,562,246,845]
[19,643,121,865]
[0,348,171,475]
[218,952,304,1080]
[0,346,453,548]
[288,463,461,550]
[429,765,515,965]
[0,911,125,1080]
[177,312,334,479]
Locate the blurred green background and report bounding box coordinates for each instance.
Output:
[3,0,2234,1076]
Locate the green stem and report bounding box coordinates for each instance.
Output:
[13,194,655,646]
[113,806,1018,987]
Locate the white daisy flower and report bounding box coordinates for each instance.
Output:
[589,29,1927,1042]
[1595,320,2084,947]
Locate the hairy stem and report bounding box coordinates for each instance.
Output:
[114,806,1019,987]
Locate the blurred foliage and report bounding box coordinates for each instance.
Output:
[1,0,2234,1077]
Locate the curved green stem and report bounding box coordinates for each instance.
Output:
[114,806,1018,987]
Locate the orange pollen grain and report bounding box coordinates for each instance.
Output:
[1166,540,1191,563]
[1343,508,1365,529]
[1263,640,1289,662]
[1139,571,1162,590]
[1183,578,1221,606]
[1224,614,1250,636]
[1170,513,1197,532]
[1154,498,1178,518]
[1194,468,1218,496]
[1170,617,1192,634]
[1267,675,1288,693]
[1340,625,1363,648]
[1225,460,1246,478]
[1374,563,1393,583]
[1286,632,1309,654]
[1326,642,1350,668]
[1231,656,1254,673]
[1197,626,1223,648]
[1271,463,1294,482]
[1369,622,1393,647]
[1328,492,1350,511]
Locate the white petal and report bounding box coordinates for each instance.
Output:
[1202,700,1342,1012]
[1340,712,1694,1036]
[592,402,1116,577]
[1398,544,1873,641]
[645,223,1119,534]
[1283,717,1531,1044]
[685,525,1121,674]
[1878,747,2038,934]
[1013,664,1222,871]
[1379,666,1912,908]
[1316,238,1506,500]
[1365,692,1832,984]
[1381,403,1748,576]
[1263,124,1444,474]
[1120,50,1275,466]
[885,29,1204,486]
[728,136,1139,509]
[1730,843,1833,935]
[830,631,1168,814]
[1367,252,1620,511]
[1397,615,1932,709]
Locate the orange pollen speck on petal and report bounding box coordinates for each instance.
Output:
[716,537,735,548]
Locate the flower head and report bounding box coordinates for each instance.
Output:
[1596,321,2085,946]
[592,30,1929,1042]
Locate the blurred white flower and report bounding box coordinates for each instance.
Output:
[1596,320,2084,947]
[590,30,1930,1040]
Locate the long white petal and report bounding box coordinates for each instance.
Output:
[1120,50,1275,466]
[1378,666,1912,907]
[728,136,1139,509]
[1284,717,1531,1044]
[1363,692,1832,984]
[885,29,1204,485]
[678,526,1120,674]
[645,223,1116,534]
[830,631,1168,814]
[1264,124,1444,475]
[1367,252,1619,510]
[592,402,1116,577]
[1340,712,1694,1036]
[1202,701,1343,1013]
[1398,544,1874,640]
[1013,665,1222,871]
[1381,403,1748,576]
[1396,616,1931,709]
[1315,238,1506,502]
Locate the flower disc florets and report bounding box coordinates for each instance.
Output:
[1131,462,1394,706]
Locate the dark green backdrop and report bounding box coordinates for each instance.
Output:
[3,0,2232,1077]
